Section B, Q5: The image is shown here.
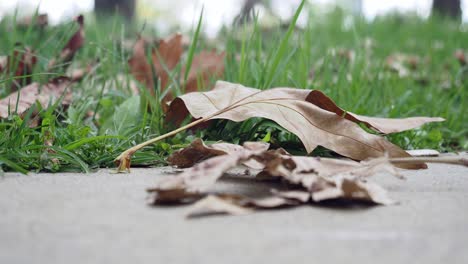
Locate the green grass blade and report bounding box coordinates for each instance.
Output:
[183,6,204,88]
[263,0,305,88]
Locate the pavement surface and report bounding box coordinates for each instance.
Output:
[0,164,467,264]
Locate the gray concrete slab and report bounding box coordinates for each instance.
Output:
[0,164,467,264]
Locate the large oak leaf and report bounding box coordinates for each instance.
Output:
[167,81,431,169]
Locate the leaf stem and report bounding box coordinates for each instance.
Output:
[389,156,468,167]
[114,117,207,172]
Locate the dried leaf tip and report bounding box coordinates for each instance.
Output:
[114,151,132,173]
[76,14,84,26]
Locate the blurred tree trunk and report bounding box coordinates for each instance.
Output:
[95,0,136,21]
[236,0,262,24]
[336,0,362,15]
[431,0,461,19]
[350,0,362,16]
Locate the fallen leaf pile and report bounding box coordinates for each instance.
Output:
[128,34,225,109]
[148,139,401,217]
[0,9,465,219]
[116,81,443,171]
[385,53,423,77]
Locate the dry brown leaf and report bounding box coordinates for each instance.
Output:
[59,15,84,64]
[454,49,466,66]
[248,195,298,208]
[311,176,395,205]
[306,90,445,134]
[385,53,421,77]
[186,177,392,218]
[48,15,84,69]
[187,195,253,218]
[168,138,267,169]
[167,138,228,168]
[18,14,48,27]
[147,141,268,203]
[187,193,299,218]
[257,151,362,181]
[0,77,73,118]
[148,188,204,205]
[128,34,183,96]
[0,56,7,71]
[181,50,225,95]
[128,34,224,110]
[128,37,153,91]
[1,44,37,91]
[341,178,394,204]
[152,34,184,75]
[152,34,184,106]
[166,81,428,169]
[260,153,398,205]
[271,189,310,203]
[263,153,398,205]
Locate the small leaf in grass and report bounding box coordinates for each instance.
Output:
[17,14,48,28]
[128,34,225,110]
[385,53,421,77]
[0,77,73,119]
[0,55,6,71]
[128,34,183,96]
[48,14,85,70]
[181,50,225,95]
[1,44,37,91]
[454,49,466,66]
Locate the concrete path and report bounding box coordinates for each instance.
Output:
[0,164,467,264]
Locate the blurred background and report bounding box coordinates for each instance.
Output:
[1,0,468,36]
